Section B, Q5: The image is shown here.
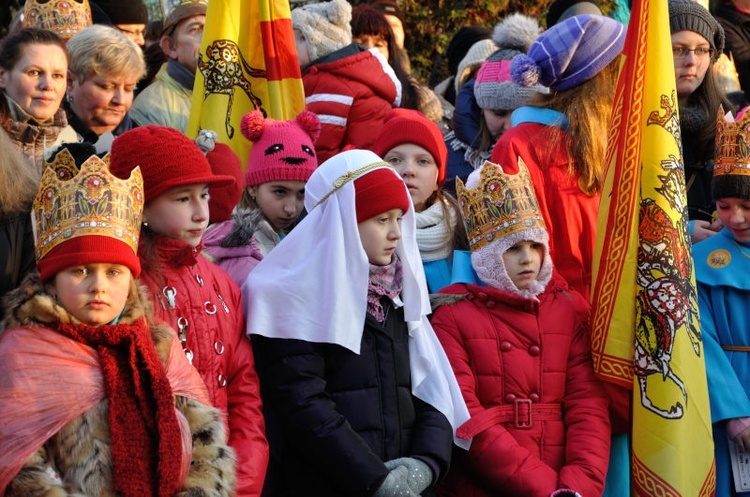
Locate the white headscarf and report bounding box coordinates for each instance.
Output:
[244,149,470,449]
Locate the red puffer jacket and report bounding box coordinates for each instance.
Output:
[431,272,610,497]
[138,235,269,496]
[303,44,399,164]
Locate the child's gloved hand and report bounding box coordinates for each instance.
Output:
[550,489,582,497]
[384,457,433,495]
[373,465,419,497]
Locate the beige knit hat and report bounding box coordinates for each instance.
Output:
[454,38,497,94]
[291,0,352,63]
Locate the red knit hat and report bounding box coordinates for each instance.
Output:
[109,126,235,203]
[353,167,410,223]
[370,108,448,186]
[206,143,242,224]
[242,109,321,187]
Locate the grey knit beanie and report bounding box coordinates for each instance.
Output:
[291,0,352,63]
[668,0,724,55]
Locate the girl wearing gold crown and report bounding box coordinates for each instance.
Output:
[0,145,236,496]
[694,108,750,497]
[430,161,611,497]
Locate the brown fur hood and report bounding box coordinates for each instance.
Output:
[1,271,175,361]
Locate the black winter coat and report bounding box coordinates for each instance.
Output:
[252,301,453,497]
[0,210,34,322]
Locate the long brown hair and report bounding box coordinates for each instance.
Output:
[524,55,622,196]
[0,127,37,216]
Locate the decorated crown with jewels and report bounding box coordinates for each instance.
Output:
[456,159,546,251]
[32,149,144,262]
[22,0,92,40]
[714,107,750,179]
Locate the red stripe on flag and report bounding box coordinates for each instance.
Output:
[261,18,301,81]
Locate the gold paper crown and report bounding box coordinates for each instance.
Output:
[32,149,144,262]
[456,159,546,251]
[22,0,92,40]
[714,107,750,179]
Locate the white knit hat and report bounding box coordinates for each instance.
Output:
[291,0,352,63]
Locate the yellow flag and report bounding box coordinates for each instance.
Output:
[590,0,715,494]
[187,0,305,170]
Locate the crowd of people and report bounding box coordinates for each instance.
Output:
[1,0,750,495]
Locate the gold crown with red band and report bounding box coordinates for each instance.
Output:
[32,150,144,262]
[22,0,92,40]
[456,159,546,251]
[715,107,750,178]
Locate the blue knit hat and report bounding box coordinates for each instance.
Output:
[510,14,626,92]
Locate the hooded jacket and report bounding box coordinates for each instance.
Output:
[302,44,400,163]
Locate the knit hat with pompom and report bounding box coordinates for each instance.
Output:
[291,0,352,62]
[242,110,321,187]
[510,14,625,92]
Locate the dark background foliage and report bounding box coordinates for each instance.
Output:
[1,0,617,82]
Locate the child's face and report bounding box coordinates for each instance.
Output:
[717,197,750,243]
[384,143,438,212]
[483,108,512,141]
[358,208,404,266]
[502,240,544,290]
[51,263,132,326]
[294,29,311,68]
[143,184,210,247]
[248,181,306,233]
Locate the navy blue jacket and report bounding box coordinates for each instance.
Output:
[252,302,453,497]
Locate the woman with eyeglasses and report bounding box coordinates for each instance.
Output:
[669,0,735,243]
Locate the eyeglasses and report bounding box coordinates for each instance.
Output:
[672,46,715,59]
[117,27,146,38]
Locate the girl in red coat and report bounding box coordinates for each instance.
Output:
[108,126,269,497]
[431,161,611,497]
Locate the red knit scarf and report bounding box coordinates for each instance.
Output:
[57,319,183,497]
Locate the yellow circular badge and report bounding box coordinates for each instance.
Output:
[707,249,731,269]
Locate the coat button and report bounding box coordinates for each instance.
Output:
[505,393,516,403]
[500,341,512,352]
[217,374,227,388]
[214,340,225,355]
[529,393,540,403]
[486,300,496,309]
[528,345,540,356]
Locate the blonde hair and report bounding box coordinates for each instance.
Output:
[525,55,621,196]
[0,128,38,216]
[67,24,146,83]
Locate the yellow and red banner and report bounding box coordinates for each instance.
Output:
[590,0,715,494]
[187,0,305,169]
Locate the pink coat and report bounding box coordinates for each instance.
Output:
[138,235,268,496]
[431,273,610,497]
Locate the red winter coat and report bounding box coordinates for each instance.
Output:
[431,273,610,497]
[303,44,399,163]
[138,235,268,496]
[491,123,600,302]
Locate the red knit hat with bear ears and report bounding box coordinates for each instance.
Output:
[242,110,321,187]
